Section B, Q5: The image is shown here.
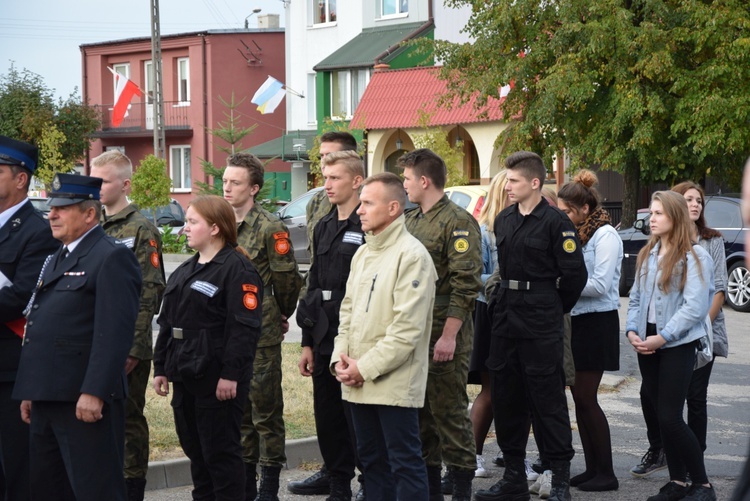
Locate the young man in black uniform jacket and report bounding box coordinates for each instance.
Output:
[476,152,586,501]
[293,150,365,500]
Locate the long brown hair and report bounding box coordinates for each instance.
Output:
[670,181,723,240]
[635,191,703,292]
[187,195,251,259]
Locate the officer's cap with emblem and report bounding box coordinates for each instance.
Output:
[48,173,102,207]
[0,135,38,173]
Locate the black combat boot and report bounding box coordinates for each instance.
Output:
[547,460,571,501]
[326,475,353,501]
[474,456,530,501]
[245,463,257,501]
[441,467,454,495]
[125,478,147,501]
[427,465,444,501]
[451,468,474,501]
[288,467,331,495]
[255,466,281,501]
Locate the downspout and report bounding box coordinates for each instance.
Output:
[81,47,90,173]
[202,35,209,187]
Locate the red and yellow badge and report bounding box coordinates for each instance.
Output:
[150,252,160,268]
[243,292,258,310]
[242,283,258,293]
[273,231,291,255]
[149,239,158,248]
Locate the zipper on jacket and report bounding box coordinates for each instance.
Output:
[366,273,378,312]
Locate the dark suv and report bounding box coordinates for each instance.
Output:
[618,194,749,312]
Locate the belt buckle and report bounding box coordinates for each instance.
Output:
[173,327,183,339]
[322,290,332,301]
[508,280,521,290]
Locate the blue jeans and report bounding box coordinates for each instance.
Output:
[350,403,428,501]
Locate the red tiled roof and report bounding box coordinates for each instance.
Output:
[351,66,505,130]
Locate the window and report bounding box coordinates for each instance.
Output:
[381,0,408,17]
[144,61,154,103]
[331,69,371,118]
[312,0,336,24]
[170,145,192,191]
[307,73,317,124]
[112,63,130,98]
[177,58,189,104]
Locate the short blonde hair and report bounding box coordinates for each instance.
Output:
[322,150,365,179]
[91,151,132,180]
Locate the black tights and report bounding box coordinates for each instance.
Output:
[471,371,494,455]
[570,371,616,486]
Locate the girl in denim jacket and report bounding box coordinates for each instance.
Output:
[626,190,715,501]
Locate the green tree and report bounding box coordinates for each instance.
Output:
[412,111,467,187]
[131,155,171,220]
[0,64,100,180]
[430,0,750,226]
[196,94,257,196]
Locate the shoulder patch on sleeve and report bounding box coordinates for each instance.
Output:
[452,230,469,237]
[242,284,259,293]
[563,238,577,253]
[243,292,258,310]
[273,231,289,240]
[454,237,470,253]
[562,231,575,237]
[150,252,160,268]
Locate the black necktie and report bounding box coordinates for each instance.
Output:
[56,247,69,268]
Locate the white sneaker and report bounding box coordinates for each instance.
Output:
[529,472,543,495]
[475,454,489,478]
[538,470,552,499]
[525,459,540,481]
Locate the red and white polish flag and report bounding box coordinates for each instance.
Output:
[109,67,143,127]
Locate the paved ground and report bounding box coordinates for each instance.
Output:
[149,260,749,499]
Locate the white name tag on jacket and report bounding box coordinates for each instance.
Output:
[117,237,135,249]
[342,231,363,245]
[191,280,219,297]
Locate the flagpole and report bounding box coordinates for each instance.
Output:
[282,86,305,98]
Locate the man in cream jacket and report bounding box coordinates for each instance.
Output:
[332,172,437,500]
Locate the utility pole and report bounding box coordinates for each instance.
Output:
[150,0,166,158]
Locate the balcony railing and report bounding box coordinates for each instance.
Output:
[92,101,191,133]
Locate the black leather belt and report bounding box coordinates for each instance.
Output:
[499,279,557,291]
[172,327,223,340]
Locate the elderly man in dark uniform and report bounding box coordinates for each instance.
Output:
[0,136,58,501]
[13,173,141,501]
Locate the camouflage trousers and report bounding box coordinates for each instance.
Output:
[241,344,286,467]
[124,358,151,479]
[419,350,476,471]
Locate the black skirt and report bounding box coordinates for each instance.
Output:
[570,310,620,372]
[468,300,491,384]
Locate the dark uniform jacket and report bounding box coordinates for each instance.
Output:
[405,195,483,354]
[101,204,166,361]
[490,197,587,339]
[0,200,58,382]
[153,245,263,397]
[301,206,364,354]
[13,226,142,403]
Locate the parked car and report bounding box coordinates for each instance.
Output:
[275,187,323,265]
[30,197,50,218]
[444,185,489,220]
[139,199,186,235]
[618,194,749,311]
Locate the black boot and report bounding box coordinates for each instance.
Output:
[245,463,257,501]
[326,475,353,501]
[287,468,331,495]
[474,456,530,501]
[125,478,147,501]
[547,460,571,501]
[451,468,474,501]
[255,466,281,501]
[354,474,366,501]
[440,467,454,495]
[427,465,444,501]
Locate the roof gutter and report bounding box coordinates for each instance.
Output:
[374,19,434,65]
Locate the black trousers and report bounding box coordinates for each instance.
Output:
[29,399,126,501]
[489,336,573,462]
[0,382,30,501]
[312,351,357,480]
[172,381,247,501]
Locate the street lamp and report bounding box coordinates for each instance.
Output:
[245,8,262,28]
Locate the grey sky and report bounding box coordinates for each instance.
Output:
[0,0,285,100]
